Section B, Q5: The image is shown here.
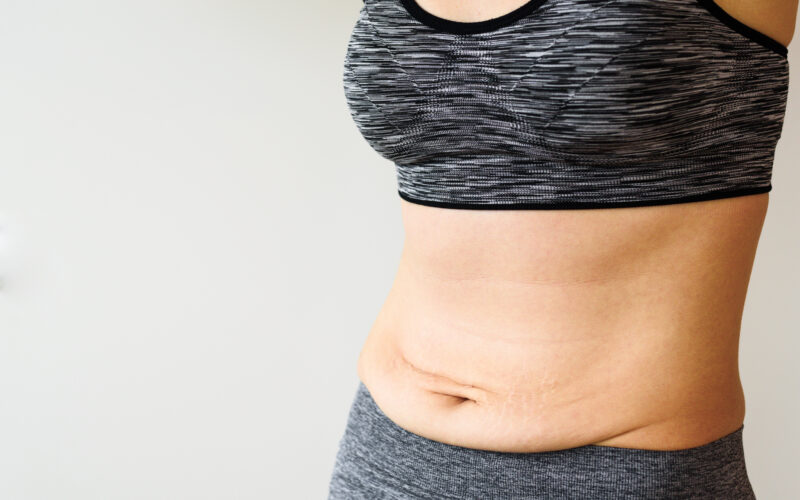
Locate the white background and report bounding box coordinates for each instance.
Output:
[0,1,798,498]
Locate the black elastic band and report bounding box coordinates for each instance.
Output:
[696,0,787,58]
[397,185,772,210]
[399,0,549,35]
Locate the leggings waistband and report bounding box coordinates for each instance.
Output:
[328,381,755,499]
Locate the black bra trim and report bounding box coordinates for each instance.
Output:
[696,0,788,58]
[398,0,549,35]
[398,185,772,210]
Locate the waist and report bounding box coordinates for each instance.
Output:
[356,251,750,452]
[329,381,754,499]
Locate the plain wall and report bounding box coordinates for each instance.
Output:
[0,1,797,498]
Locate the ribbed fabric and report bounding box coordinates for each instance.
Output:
[342,0,790,209]
[328,382,756,499]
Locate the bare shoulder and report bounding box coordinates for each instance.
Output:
[712,0,798,48]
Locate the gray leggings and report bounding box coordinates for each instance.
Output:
[328,382,755,499]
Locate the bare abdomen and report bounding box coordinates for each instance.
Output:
[355,194,766,452]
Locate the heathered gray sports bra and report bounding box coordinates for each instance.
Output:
[342,0,790,209]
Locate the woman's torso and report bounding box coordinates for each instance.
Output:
[354,0,794,453]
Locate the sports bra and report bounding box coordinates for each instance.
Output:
[342,0,790,209]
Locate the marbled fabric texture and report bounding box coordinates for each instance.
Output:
[342,0,789,209]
